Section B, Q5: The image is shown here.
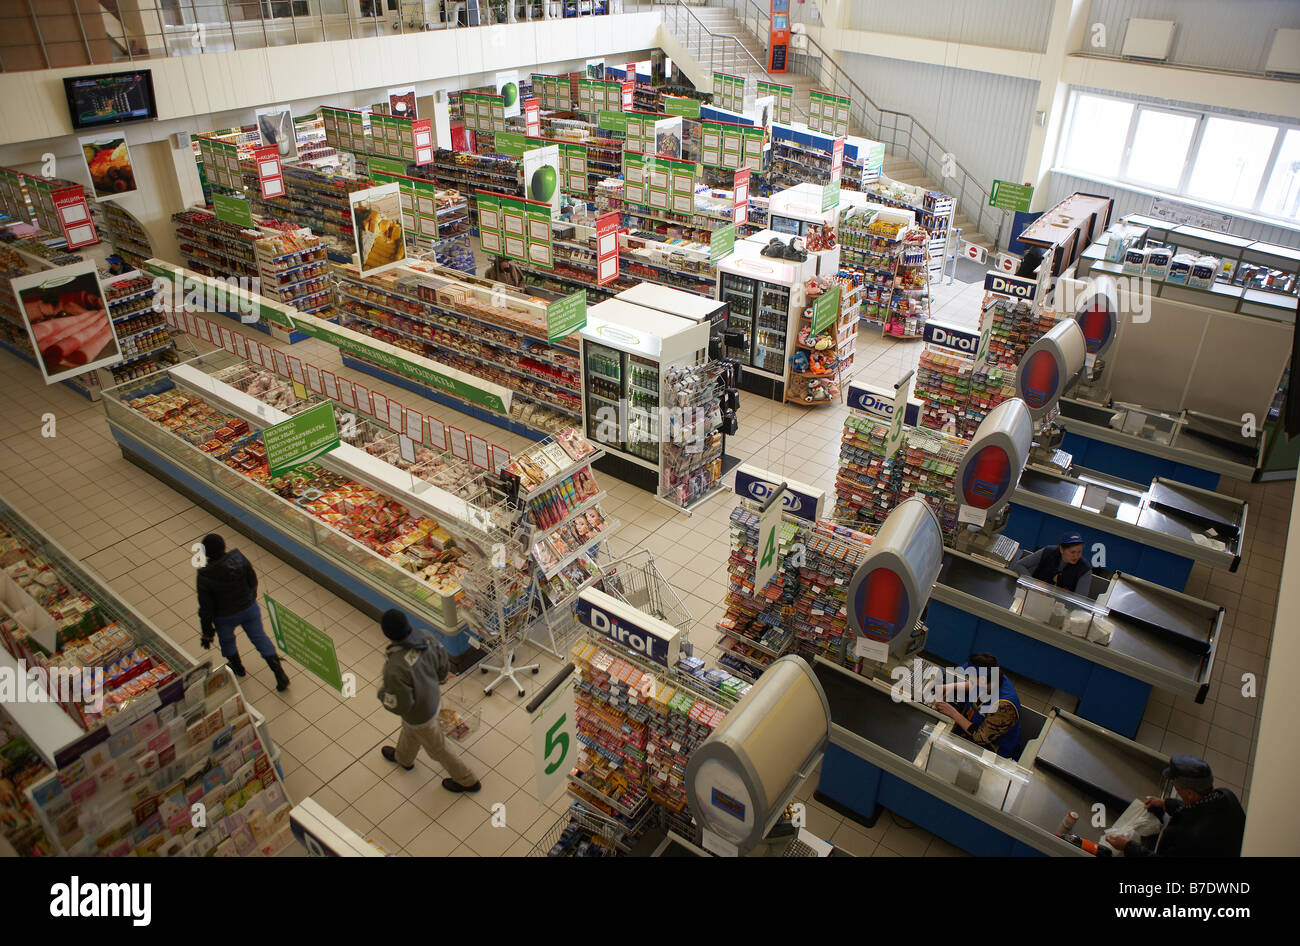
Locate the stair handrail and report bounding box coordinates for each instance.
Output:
[662,0,777,85]
[714,0,1010,245]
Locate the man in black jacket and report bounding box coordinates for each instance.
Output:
[196,534,290,691]
[1107,755,1246,857]
[1013,531,1093,596]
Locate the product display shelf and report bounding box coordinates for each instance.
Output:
[786,277,859,405]
[915,345,1018,440]
[95,202,153,269]
[428,151,522,220]
[241,163,370,257]
[171,207,262,280]
[715,503,801,680]
[24,662,294,858]
[659,361,727,510]
[982,293,1057,370]
[790,519,875,667]
[100,353,518,644]
[254,231,331,314]
[864,179,954,282]
[332,263,584,438]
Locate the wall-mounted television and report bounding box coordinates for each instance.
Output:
[63,70,158,131]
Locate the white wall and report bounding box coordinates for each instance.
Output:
[1086,0,1300,74]
[847,0,1057,53]
[837,51,1041,203]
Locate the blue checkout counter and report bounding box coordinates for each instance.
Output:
[924,550,1223,738]
[1004,466,1245,592]
[812,659,1172,856]
[100,359,475,657]
[1056,398,1261,492]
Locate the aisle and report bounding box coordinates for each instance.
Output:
[0,271,1286,855]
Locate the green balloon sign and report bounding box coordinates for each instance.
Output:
[530,165,557,203]
[502,82,519,108]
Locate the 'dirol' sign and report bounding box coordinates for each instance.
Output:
[922,320,980,355]
[846,382,922,427]
[983,271,1038,301]
[733,463,825,523]
[576,589,681,667]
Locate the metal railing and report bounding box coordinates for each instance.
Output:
[657,0,772,90]
[710,0,1009,245]
[0,0,640,72]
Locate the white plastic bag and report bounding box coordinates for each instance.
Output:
[1099,799,1162,854]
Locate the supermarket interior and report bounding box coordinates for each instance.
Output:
[0,0,1297,868]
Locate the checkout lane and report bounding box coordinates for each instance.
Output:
[925,547,1223,737]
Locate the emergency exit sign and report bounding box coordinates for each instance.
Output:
[990,180,1033,213]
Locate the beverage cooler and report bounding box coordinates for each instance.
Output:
[580,299,713,505]
[717,241,808,400]
[769,183,838,237]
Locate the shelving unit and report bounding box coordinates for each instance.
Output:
[171,207,262,280]
[241,162,370,259]
[716,502,800,680]
[254,231,331,314]
[95,202,153,269]
[865,176,954,282]
[786,277,859,404]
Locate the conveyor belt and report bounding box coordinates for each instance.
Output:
[1106,578,1216,655]
[1180,415,1260,461]
[937,554,1020,609]
[1018,469,1083,504]
[1146,481,1240,539]
[815,663,935,762]
[1059,400,1116,427]
[1136,505,1216,546]
[1033,717,1164,815]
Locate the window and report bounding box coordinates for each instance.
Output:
[1062,94,1133,179]
[1258,129,1300,222]
[1186,117,1277,208]
[1125,108,1196,190]
[1055,90,1300,226]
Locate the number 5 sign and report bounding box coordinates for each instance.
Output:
[530,671,577,802]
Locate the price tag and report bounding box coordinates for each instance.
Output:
[854,636,889,663]
[399,435,416,463]
[958,505,987,527]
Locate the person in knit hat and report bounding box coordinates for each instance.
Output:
[1107,754,1245,857]
[376,608,480,793]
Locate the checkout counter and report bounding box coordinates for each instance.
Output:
[812,659,1173,856]
[926,548,1223,737]
[1004,466,1245,592]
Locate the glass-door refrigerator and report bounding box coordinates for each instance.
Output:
[719,271,756,365]
[584,341,624,453]
[716,244,808,399]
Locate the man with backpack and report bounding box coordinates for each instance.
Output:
[376,609,481,794]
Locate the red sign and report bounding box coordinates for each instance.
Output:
[412,118,434,165]
[523,98,541,138]
[253,146,284,200]
[51,187,98,250]
[831,137,845,184]
[733,169,750,226]
[596,211,621,286]
[621,81,634,110]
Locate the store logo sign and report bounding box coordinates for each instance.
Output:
[576,595,680,666]
[847,383,921,426]
[922,321,979,354]
[984,272,1038,300]
[595,324,642,346]
[734,467,821,522]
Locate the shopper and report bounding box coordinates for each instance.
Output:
[1015,244,1046,277]
[485,255,526,289]
[196,533,290,691]
[376,609,481,794]
[1013,531,1093,596]
[932,653,1023,759]
[1106,755,1245,857]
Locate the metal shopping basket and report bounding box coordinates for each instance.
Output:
[597,547,693,632]
[528,802,630,857]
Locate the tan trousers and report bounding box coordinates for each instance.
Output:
[394,715,478,786]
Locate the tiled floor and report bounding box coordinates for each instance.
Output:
[0,263,1287,856]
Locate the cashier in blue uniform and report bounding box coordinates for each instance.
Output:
[1013,531,1093,596]
[932,653,1023,759]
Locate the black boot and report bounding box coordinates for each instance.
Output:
[265,655,290,692]
[225,654,246,677]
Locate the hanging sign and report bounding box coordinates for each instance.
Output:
[733,168,750,225]
[596,211,620,286]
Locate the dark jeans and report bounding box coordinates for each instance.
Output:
[214,602,276,659]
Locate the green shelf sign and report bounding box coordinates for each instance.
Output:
[262,401,340,477]
[213,193,253,228]
[710,224,736,262]
[265,595,343,692]
[547,289,587,343]
[811,285,840,336]
[663,96,701,119]
[990,179,1034,213]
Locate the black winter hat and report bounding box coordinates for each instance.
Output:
[202,534,226,560]
[381,609,412,641]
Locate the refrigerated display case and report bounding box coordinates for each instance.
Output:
[768,182,838,237]
[716,242,809,400]
[579,300,715,507]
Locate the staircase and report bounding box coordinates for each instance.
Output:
[659,2,999,252]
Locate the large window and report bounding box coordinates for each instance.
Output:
[1057,91,1300,225]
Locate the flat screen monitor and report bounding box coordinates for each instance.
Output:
[774,14,788,29]
[63,70,158,131]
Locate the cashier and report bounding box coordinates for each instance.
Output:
[933,653,1023,759]
[1013,531,1092,596]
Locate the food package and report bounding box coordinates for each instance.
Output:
[1086,614,1114,646]
[1066,609,1092,638]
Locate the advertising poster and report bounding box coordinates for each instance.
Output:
[387,85,417,119]
[654,117,683,158]
[349,183,407,276]
[255,104,298,162]
[79,135,137,200]
[495,70,521,119]
[585,59,606,80]
[11,260,122,384]
[522,145,561,219]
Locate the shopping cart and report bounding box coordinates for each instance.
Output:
[597,547,692,632]
[528,802,630,856]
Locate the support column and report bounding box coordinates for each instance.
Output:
[1019,0,1089,212]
